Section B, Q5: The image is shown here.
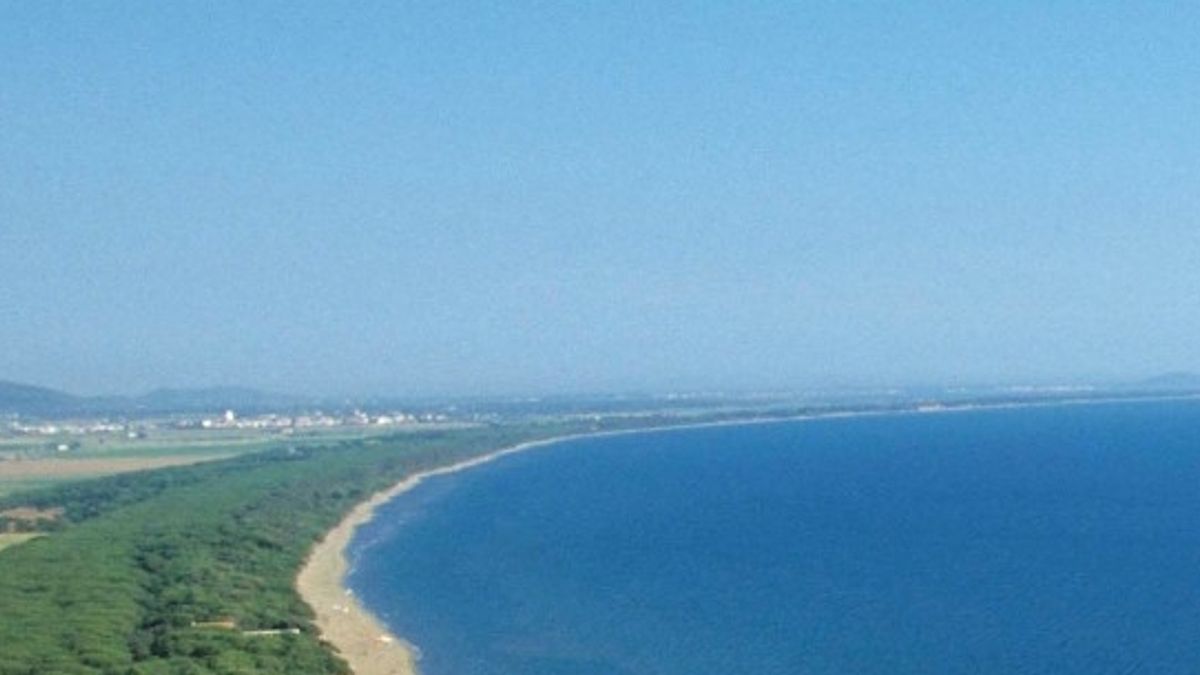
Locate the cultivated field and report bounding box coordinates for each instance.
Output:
[0,533,42,554]
[0,425,417,497]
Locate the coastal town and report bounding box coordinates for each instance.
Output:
[5,408,449,438]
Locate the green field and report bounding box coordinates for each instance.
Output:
[0,425,425,462]
[0,426,455,501]
[0,479,58,499]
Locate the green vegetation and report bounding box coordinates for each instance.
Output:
[0,479,58,499]
[0,425,407,462]
[0,424,575,675]
[0,427,434,502]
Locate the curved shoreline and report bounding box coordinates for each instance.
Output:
[295,394,1200,675]
[296,433,599,675]
[294,420,806,675]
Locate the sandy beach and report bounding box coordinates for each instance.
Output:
[295,479,419,675]
[296,435,575,675]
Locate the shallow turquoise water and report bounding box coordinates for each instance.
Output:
[349,400,1200,674]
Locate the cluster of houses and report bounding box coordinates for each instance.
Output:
[192,409,447,430]
[5,419,139,437]
[2,408,453,442]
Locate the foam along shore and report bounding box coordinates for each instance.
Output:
[295,393,1200,675]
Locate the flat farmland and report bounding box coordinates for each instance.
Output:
[0,425,422,497]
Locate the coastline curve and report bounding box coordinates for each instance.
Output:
[295,394,1200,675]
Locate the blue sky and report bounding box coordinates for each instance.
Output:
[2,2,1198,396]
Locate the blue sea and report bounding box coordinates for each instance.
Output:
[348,400,1200,674]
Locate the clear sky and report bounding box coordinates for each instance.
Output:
[2,2,1198,396]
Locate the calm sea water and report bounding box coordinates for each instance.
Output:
[348,400,1200,674]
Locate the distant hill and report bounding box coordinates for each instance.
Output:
[0,380,83,415]
[0,380,309,418]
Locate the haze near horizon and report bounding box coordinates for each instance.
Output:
[2,3,1198,396]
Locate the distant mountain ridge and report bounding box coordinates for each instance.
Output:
[0,381,83,414]
[0,380,308,417]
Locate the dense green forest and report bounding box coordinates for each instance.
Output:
[0,424,576,675]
